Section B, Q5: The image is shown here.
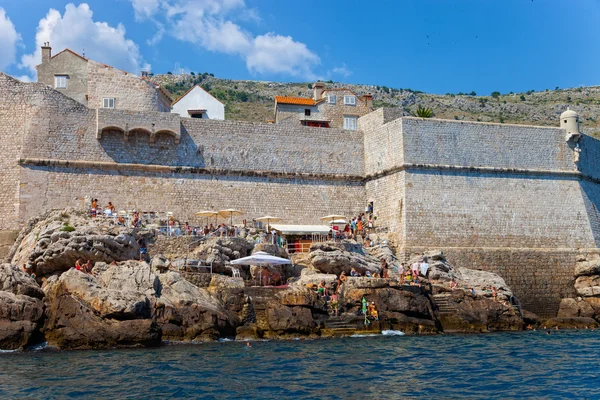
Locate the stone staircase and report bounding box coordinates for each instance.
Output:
[432,293,456,315]
[242,287,287,330]
[322,315,381,336]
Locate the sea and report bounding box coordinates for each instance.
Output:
[1,330,599,399]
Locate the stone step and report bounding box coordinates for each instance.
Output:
[321,328,381,337]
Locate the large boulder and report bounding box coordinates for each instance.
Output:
[0,264,45,350]
[265,303,317,336]
[574,257,600,278]
[43,268,160,349]
[0,291,44,350]
[194,237,253,274]
[309,241,381,275]
[574,275,600,297]
[0,263,44,299]
[557,298,596,319]
[290,268,337,287]
[11,209,139,277]
[154,271,237,341]
[458,267,513,300]
[433,290,522,333]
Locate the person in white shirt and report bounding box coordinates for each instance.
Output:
[420,259,430,277]
[411,259,421,278]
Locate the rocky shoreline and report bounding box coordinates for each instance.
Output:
[1,209,585,351]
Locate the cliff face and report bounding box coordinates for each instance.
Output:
[149,73,600,135]
[0,210,527,350]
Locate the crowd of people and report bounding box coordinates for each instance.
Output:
[330,211,377,241]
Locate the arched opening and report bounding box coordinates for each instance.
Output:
[155,129,181,144]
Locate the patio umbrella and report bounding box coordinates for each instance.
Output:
[195,210,218,226]
[255,215,281,231]
[320,214,346,224]
[218,209,244,226]
[230,251,291,266]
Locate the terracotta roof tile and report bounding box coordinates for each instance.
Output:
[275,96,317,105]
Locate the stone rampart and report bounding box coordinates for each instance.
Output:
[5,72,600,317]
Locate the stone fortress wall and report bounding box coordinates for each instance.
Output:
[361,115,600,315]
[3,72,600,316]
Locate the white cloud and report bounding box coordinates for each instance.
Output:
[131,0,160,20]
[0,8,20,71]
[21,3,146,77]
[248,33,319,79]
[131,0,320,79]
[331,63,352,78]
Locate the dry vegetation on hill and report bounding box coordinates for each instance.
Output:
[149,73,600,135]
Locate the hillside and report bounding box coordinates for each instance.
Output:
[149,73,600,135]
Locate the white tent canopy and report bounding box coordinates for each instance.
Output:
[270,224,331,235]
[230,251,291,266]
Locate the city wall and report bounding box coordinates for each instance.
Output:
[4,73,600,316]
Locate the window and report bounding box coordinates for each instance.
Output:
[191,113,203,119]
[344,95,356,106]
[328,95,336,104]
[305,109,311,116]
[55,75,67,89]
[344,116,358,130]
[103,98,115,109]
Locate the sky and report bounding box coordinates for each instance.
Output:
[0,0,599,95]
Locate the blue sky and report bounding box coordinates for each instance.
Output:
[1,0,599,94]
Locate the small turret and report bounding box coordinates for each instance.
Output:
[561,108,581,141]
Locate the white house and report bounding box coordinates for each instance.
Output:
[171,85,225,120]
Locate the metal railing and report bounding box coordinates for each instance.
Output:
[510,295,523,318]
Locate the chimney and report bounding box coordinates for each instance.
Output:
[363,93,373,109]
[41,42,52,64]
[313,82,325,101]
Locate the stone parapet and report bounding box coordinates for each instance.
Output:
[96,108,181,143]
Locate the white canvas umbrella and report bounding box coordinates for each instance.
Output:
[320,214,346,224]
[195,210,218,226]
[255,215,281,231]
[231,251,292,266]
[218,209,244,226]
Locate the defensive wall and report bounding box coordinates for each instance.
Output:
[362,115,600,316]
[3,72,600,316]
[1,74,365,234]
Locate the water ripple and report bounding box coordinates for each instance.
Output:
[1,331,600,399]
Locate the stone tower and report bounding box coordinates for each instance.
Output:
[561,108,581,140]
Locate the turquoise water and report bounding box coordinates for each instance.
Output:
[1,330,599,399]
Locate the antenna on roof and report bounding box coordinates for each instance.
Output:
[82,48,85,58]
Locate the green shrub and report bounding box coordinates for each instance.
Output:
[491,91,500,98]
[60,223,75,232]
[414,105,433,118]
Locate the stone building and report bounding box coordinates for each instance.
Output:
[171,84,225,120]
[274,82,372,129]
[36,43,172,112]
[1,69,599,317]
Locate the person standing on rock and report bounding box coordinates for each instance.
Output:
[412,259,421,279]
[91,199,98,218]
[137,237,147,261]
[381,259,389,279]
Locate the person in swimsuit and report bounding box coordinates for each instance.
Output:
[91,199,98,218]
[330,293,339,316]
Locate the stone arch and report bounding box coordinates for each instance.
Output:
[127,127,153,142]
[154,129,181,144]
[97,125,125,140]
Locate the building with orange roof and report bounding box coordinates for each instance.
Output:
[36,43,172,113]
[274,82,373,129]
